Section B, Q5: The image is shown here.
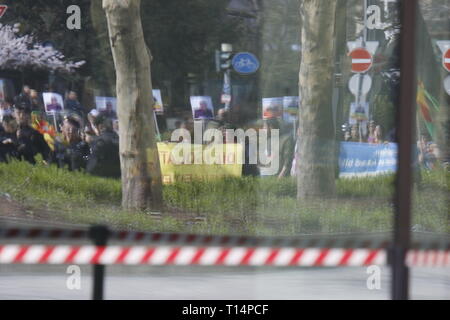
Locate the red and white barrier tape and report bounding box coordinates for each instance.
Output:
[406,250,450,268]
[0,245,448,267]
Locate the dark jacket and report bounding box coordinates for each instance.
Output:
[53,139,90,171]
[0,129,19,163]
[16,124,51,164]
[64,99,84,117]
[86,130,121,178]
[14,93,32,109]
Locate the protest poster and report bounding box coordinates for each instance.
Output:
[154,143,243,184]
[43,92,64,113]
[95,96,117,112]
[190,96,214,120]
[349,102,369,125]
[152,89,164,114]
[262,97,283,119]
[339,142,397,178]
[283,96,300,123]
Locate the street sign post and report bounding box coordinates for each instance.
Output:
[0,5,7,18]
[218,44,234,110]
[349,47,373,73]
[347,41,378,130]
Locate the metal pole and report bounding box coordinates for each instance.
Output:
[224,69,232,110]
[92,264,105,301]
[392,0,417,301]
[355,0,369,142]
[363,0,368,44]
[221,43,233,111]
[89,225,110,301]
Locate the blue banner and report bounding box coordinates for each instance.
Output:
[339,142,397,178]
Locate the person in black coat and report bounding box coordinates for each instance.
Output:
[14,85,32,110]
[86,115,121,178]
[64,91,84,118]
[53,117,90,171]
[13,103,51,164]
[0,115,19,163]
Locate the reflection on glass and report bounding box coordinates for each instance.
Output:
[0,0,409,239]
[413,1,450,234]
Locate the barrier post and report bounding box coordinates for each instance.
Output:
[89,225,110,300]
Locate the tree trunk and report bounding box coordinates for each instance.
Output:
[91,0,117,95]
[103,0,163,211]
[297,0,337,199]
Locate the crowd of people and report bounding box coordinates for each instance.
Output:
[0,85,121,178]
[1,84,446,180]
[170,109,296,178]
[343,121,388,144]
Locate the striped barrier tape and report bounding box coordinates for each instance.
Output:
[0,245,448,267]
[1,228,449,249]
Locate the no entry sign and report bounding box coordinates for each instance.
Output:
[0,5,7,18]
[349,48,373,73]
[444,49,450,72]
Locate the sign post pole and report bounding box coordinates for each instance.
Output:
[347,40,377,141]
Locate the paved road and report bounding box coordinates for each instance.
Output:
[0,265,448,300]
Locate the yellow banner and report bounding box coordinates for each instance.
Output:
[155,143,243,184]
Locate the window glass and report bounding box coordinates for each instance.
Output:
[0,0,448,300]
[0,1,402,239]
[410,0,450,299]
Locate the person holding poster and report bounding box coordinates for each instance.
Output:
[191,96,214,120]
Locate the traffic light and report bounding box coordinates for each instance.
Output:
[215,43,233,72]
[220,51,233,71]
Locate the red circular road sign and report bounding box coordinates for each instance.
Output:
[349,48,373,73]
[444,49,450,72]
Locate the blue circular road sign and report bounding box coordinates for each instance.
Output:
[232,52,260,75]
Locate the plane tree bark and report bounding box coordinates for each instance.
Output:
[297,0,337,199]
[103,0,163,210]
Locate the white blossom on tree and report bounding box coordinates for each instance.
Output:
[0,23,85,72]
